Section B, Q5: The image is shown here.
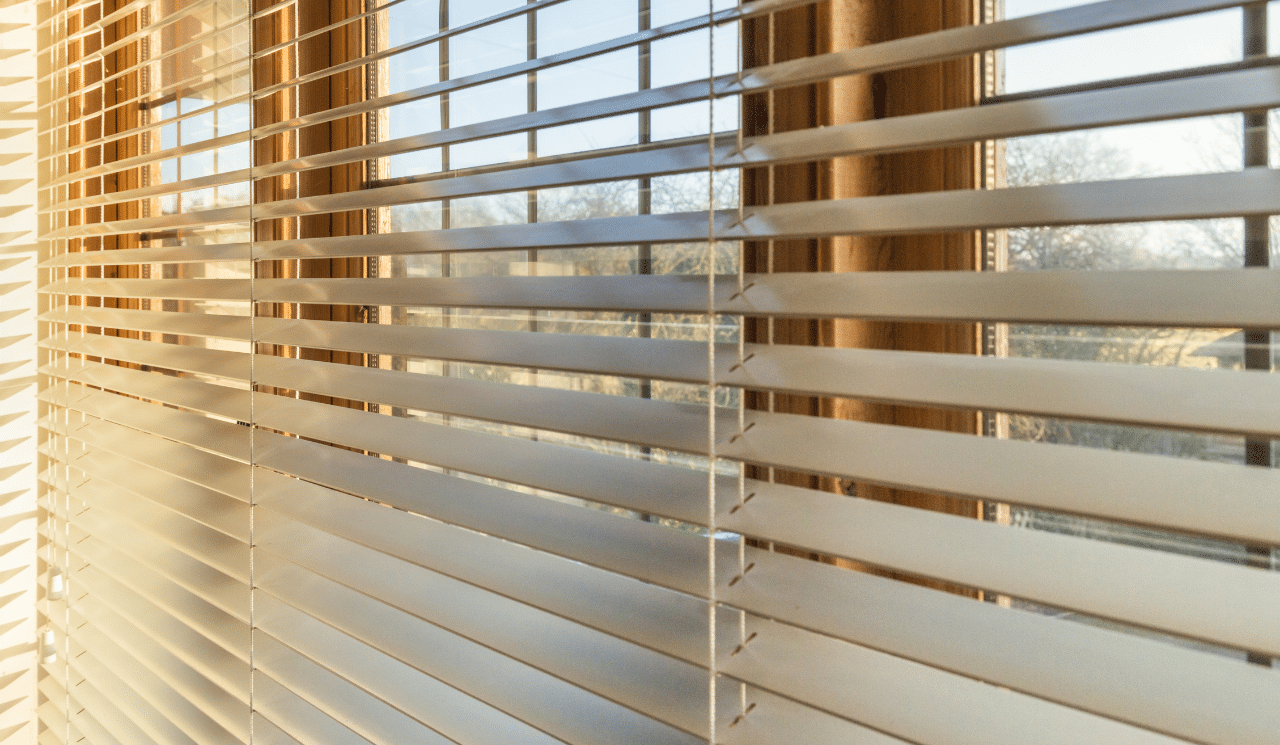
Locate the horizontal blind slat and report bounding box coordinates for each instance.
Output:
[723,407,1280,550]
[741,0,1250,94]
[255,554,704,745]
[42,333,251,382]
[55,442,248,539]
[249,0,810,150]
[40,242,252,266]
[42,306,1280,438]
[252,592,564,745]
[254,379,1280,545]
[63,470,248,580]
[65,514,248,622]
[45,69,252,168]
[237,64,1280,191]
[52,16,232,96]
[250,675,374,745]
[44,261,1280,327]
[62,457,245,555]
[40,306,251,338]
[40,1,1279,742]
[47,387,251,462]
[57,371,1239,593]
[68,632,241,745]
[250,0,575,102]
[261,414,1280,683]
[72,579,249,704]
[725,545,1280,745]
[45,203,251,239]
[256,423,1280,674]
[245,0,1250,147]
[736,266,1280,326]
[67,652,180,745]
[44,62,250,157]
[45,129,252,191]
[255,505,719,739]
[249,716,304,745]
[255,511,920,745]
[69,600,249,740]
[722,616,1187,745]
[725,344,1280,438]
[45,167,1280,244]
[253,460,711,629]
[68,711,127,745]
[244,60,1280,221]
[56,168,252,213]
[260,169,1280,252]
[252,634,453,745]
[63,674,164,745]
[256,344,1280,441]
[48,415,250,501]
[66,548,249,661]
[254,471,1221,745]
[45,365,1277,552]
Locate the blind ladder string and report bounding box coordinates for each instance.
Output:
[72,4,92,728]
[58,8,72,740]
[727,0,752,726]
[764,0,776,553]
[706,0,719,740]
[247,1,261,741]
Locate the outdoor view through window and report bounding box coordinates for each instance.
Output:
[17,1,1280,744]
[1002,0,1279,594]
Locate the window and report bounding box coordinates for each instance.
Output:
[21,1,1280,744]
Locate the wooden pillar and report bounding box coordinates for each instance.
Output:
[101,0,143,361]
[253,0,369,407]
[744,1,982,529]
[63,3,95,342]
[252,0,295,358]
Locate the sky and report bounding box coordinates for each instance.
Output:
[1004,0,1280,176]
[354,0,1280,273]
[372,0,1280,178]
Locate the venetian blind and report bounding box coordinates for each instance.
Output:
[35,1,1280,745]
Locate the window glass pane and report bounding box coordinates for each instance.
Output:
[995,1,1279,591]
[537,0,634,56]
[1004,6,1241,93]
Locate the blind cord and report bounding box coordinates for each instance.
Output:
[706,1,719,741]
[731,0,751,725]
[245,4,272,741]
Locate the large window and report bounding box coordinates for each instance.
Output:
[28,1,1280,744]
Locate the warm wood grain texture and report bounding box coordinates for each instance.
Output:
[294,0,367,393]
[743,1,983,565]
[103,1,142,359]
[254,0,371,407]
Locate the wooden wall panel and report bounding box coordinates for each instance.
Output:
[254,0,370,408]
[743,1,982,534]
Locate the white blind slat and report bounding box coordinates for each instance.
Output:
[44,264,1280,326]
[63,676,164,745]
[40,306,1280,439]
[68,632,240,745]
[36,0,1279,742]
[253,592,565,745]
[65,474,247,580]
[252,634,454,745]
[69,601,249,740]
[65,518,248,623]
[249,675,374,745]
[72,587,249,706]
[59,444,247,539]
[256,555,705,745]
